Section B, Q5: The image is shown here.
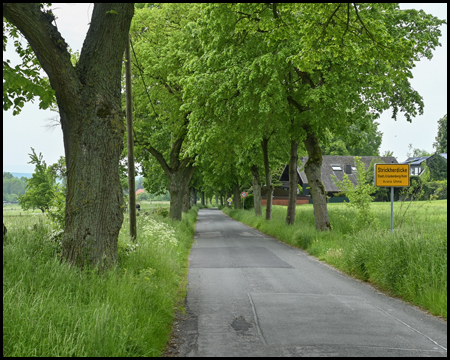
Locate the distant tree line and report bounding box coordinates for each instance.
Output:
[3,172,27,202]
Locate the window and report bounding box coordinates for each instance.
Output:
[331,165,342,171]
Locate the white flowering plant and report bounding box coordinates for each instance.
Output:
[141,218,178,248]
[46,228,64,254]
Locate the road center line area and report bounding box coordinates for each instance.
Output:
[170,208,447,357]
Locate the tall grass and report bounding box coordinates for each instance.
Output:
[3,206,199,357]
[223,200,447,319]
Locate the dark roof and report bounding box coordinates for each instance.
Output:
[401,153,447,165]
[296,155,398,192]
[401,156,431,165]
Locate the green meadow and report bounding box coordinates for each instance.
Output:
[223,200,447,319]
[3,206,200,357]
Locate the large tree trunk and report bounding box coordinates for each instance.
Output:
[233,182,241,210]
[4,4,135,270]
[303,129,331,231]
[261,137,273,220]
[182,188,190,213]
[286,140,299,225]
[251,165,262,216]
[192,188,198,206]
[139,130,195,220]
[169,165,195,220]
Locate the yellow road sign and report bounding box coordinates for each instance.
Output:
[375,164,410,187]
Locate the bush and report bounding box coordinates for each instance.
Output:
[424,180,447,200]
[243,194,254,209]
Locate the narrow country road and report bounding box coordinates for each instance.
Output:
[168,208,447,357]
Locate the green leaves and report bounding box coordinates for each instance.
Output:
[3,20,56,115]
[18,148,58,214]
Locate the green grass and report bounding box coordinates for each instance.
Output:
[3,203,43,216]
[223,200,447,319]
[3,206,200,357]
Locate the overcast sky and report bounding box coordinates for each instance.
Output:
[3,3,448,173]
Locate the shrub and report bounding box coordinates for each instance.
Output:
[332,156,378,229]
[424,180,447,200]
[243,194,254,210]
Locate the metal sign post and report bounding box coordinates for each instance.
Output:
[374,164,410,232]
[241,192,247,211]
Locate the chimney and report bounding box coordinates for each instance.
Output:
[344,165,352,174]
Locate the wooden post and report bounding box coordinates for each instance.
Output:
[125,33,136,240]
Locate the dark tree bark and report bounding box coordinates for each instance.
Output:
[261,137,274,220]
[191,188,198,206]
[201,191,205,205]
[251,165,262,216]
[164,159,194,219]
[302,128,331,231]
[137,133,195,220]
[286,139,299,225]
[233,182,241,210]
[3,3,135,270]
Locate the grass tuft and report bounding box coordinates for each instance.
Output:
[3,206,199,357]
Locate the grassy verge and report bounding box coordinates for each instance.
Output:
[3,206,199,357]
[223,200,447,319]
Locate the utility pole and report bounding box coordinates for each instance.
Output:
[125,33,136,240]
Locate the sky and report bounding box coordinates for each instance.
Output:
[3,3,448,173]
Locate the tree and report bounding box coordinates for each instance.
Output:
[18,148,56,213]
[4,3,135,270]
[427,154,447,181]
[3,17,55,115]
[321,119,382,156]
[406,143,432,158]
[130,3,198,220]
[433,114,447,153]
[332,156,378,227]
[3,173,26,201]
[3,172,14,180]
[183,3,445,231]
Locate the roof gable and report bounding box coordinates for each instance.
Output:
[136,189,145,195]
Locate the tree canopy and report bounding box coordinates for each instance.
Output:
[3,11,55,115]
[181,3,445,229]
[433,114,447,154]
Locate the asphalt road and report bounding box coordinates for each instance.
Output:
[169,208,447,357]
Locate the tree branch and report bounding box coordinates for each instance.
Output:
[272,3,279,19]
[148,145,172,177]
[130,38,159,117]
[77,4,134,85]
[287,95,309,113]
[3,3,78,111]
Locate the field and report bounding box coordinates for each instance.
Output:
[223,200,447,319]
[3,201,171,217]
[3,205,201,357]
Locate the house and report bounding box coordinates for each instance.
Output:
[260,187,310,206]
[401,153,447,176]
[136,188,145,196]
[280,155,398,198]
